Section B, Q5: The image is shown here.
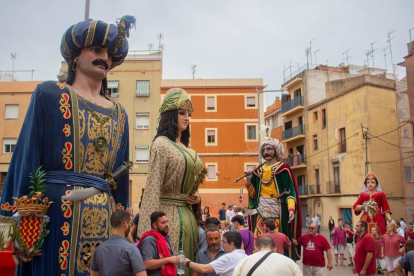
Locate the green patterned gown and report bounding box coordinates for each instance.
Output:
[138,136,202,276]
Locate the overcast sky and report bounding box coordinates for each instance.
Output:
[1,0,413,107]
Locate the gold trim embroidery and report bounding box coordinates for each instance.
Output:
[61,191,73,218]
[62,124,71,137]
[0,202,15,211]
[61,222,70,236]
[59,240,69,270]
[102,24,110,45]
[62,142,73,170]
[59,93,71,119]
[84,20,98,47]
[71,23,81,49]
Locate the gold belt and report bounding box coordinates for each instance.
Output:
[159,197,187,207]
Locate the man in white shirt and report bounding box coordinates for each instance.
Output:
[186,231,247,276]
[400,218,407,235]
[226,205,234,230]
[232,236,302,276]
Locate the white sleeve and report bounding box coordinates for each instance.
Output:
[232,259,244,276]
[211,254,231,274]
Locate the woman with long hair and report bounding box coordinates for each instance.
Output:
[372,226,389,276]
[202,206,210,222]
[353,172,393,235]
[137,88,203,276]
[383,223,406,276]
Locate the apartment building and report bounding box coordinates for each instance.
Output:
[161,79,264,215]
[280,65,405,227]
[0,81,41,196]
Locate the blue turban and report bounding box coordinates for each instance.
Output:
[60,16,136,69]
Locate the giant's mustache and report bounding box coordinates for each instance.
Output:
[92,59,109,70]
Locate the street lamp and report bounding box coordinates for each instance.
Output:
[256,87,289,163]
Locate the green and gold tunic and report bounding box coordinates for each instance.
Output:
[138,136,202,276]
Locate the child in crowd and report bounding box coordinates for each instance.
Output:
[332,218,346,266]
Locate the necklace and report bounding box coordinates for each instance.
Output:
[179,145,198,181]
[77,95,118,152]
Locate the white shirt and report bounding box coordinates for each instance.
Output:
[211,249,247,276]
[401,221,407,233]
[232,250,302,276]
[398,227,405,238]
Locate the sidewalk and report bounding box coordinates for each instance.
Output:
[296,228,355,276]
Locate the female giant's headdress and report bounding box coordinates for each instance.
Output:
[160,88,193,114]
[361,172,382,192]
[60,15,136,68]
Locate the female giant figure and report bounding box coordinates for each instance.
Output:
[353,172,392,235]
[138,88,202,276]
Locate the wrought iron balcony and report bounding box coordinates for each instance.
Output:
[281,96,303,114]
[308,184,321,195]
[282,125,304,141]
[327,181,341,194]
[338,143,347,153]
[283,154,306,167]
[297,185,308,196]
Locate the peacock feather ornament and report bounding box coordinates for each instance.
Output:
[114,15,136,53]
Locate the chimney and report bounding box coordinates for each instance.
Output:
[408,41,414,55]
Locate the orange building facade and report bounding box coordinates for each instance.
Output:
[161,79,264,217]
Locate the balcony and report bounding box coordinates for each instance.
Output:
[338,143,347,153]
[327,181,341,194]
[281,96,304,116]
[297,185,308,196]
[308,184,321,195]
[282,125,305,142]
[283,154,306,169]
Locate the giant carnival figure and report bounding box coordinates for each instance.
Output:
[243,133,302,261]
[0,16,136,276]
[138,88,205,276]
[353,172,392,235]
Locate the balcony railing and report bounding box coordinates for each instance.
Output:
[308,184,321,195]
[283,154,306,167]
[327,181,341,194]
[297,185,308,196]
[281,96,303,114]
[282,125,304,141]
[338,143,347,153]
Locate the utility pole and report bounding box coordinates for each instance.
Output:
[362,125,369,174]
[10,53,17,80]
[84,0,90,20]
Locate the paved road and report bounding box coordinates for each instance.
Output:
[296,228,355,276]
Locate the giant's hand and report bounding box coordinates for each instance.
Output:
[3,236,30,265]
[186,191,201,205]
[288,211,295,223]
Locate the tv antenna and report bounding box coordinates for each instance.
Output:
[148,43,154,53]
[383,46,390,70]
[309,38,315,66]
[387,30,396,68]
[314,49,320,65]
[10,53,17,79]
[342,49,351,65]
[191,64,196,79]
[370,41,377,67]
[157,33,164,51]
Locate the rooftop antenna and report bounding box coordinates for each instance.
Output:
[370,41,377,67]
[364,50,371,67]
[383,46,390,70]
[309,38,315,66]
[148,43,154,54]
[191,64,196,79]
[387,30,396,68]
[342,49,351,65]
[10,53,17,80]
[157,33,164,51]
[305,48,310,69]
[314,49,320,65]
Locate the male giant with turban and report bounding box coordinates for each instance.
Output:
[0,16,135,276]
[245,137,302,261]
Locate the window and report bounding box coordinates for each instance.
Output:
[205,128,217,145]
[246,96,256,108]
[333,163,340,185]
[5,105,19,119]
[313,111,318,121]
[206,163,218,181]
[106,81,119,97]
[135,146,149,163]
[206,96,216,111]
[207,130,216,143]
[294,88,301,98]
[245,164,256,172]
[3,139,17,153]
[136,113,149,129]
[298,116,303,126]
[315,169,320,194]
[339,128,346,153]
[247,125,257,140]
[313,135,318,150]
[136,80,150,96]
[322,109,326,129]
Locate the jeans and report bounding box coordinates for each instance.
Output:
[317,225,320,234]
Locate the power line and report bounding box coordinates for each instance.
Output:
[371,154,413,164]
[305,132,359,160]
[366,133,411,149]
[367,121,411,138]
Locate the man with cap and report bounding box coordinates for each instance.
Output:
[244,132,302,261]
[0,15,135,276]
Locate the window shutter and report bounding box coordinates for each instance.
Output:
[5,105,19,119]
